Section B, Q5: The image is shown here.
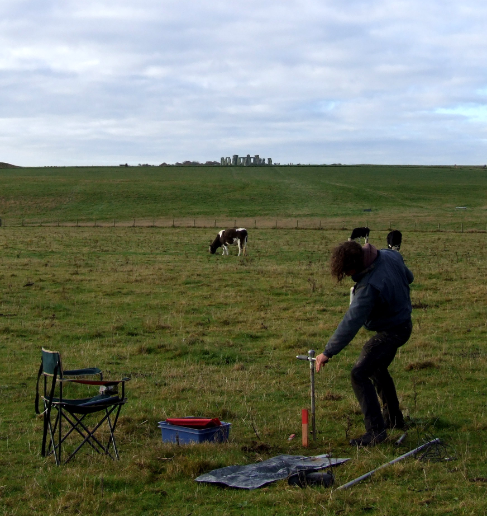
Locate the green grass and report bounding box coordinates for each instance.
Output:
[1,165,486,231]
[0,225,486,515]
[0,166,486,515]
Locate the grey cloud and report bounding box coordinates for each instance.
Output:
[1,0,487,165]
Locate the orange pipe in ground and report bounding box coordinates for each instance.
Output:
[302,409,309,447]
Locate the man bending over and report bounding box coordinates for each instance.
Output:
[315,241,414,446]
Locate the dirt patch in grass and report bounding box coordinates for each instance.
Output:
[405,360,438,371]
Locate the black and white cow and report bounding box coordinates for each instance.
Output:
[387,230,402,251]
[348,226,370,244]
[209,228,248,256]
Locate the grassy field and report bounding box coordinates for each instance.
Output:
[0,166,486,515]
[1,165,486,231]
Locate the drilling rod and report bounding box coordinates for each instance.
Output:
[336,438,441,490]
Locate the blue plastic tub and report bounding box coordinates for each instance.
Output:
[158,421,231,444]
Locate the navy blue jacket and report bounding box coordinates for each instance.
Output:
[324,249,413,358]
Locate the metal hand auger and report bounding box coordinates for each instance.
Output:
[296,349,316,443]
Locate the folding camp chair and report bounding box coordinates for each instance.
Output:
[35,348,129,465]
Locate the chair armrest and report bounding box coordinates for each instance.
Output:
[60,378,129,398]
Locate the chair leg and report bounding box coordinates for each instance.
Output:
[58,404,62,465]
[43,402,125,464]
[106,405,123,460]
[47,409,106,464]
[45,405,61,465]
[61,412,106,455]
[63,405,122,464]
[48,409,96,462]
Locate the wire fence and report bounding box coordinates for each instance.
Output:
[0,217,485,233]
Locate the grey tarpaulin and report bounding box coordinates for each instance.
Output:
[195,454,350,489]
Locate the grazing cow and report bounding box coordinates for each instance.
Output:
[387,230,402,251]
[209,228,248,256]
[348,227,370,244]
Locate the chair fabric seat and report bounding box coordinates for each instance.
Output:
[49,394,124,414]
[63,367,103,377]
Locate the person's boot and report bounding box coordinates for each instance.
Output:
[349,430,387,447]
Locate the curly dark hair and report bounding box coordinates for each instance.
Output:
[330,241,364,281]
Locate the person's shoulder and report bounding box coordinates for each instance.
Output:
[380,249,404,262]
[376,250,408,273]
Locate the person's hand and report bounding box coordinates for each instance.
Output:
[315,353,329,372]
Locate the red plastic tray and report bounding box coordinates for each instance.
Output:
[165,417,221,429]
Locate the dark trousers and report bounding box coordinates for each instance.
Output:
[350,319,412,433]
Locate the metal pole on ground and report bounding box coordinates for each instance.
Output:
[336,438,441,490]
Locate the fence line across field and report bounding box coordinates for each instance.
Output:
[1,217,486,233]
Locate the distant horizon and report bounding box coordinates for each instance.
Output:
[2,161,486,169]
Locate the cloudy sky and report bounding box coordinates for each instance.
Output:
[1,0,487,166]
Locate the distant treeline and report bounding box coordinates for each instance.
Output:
[118,161,222,167]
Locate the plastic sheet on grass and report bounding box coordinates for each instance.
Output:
[195,454,350,489]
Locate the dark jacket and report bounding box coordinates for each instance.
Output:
[324,249,413,358]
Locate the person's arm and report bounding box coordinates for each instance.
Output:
[322,283,379,359]
[398,252,414,284]
[405,265,414,284]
